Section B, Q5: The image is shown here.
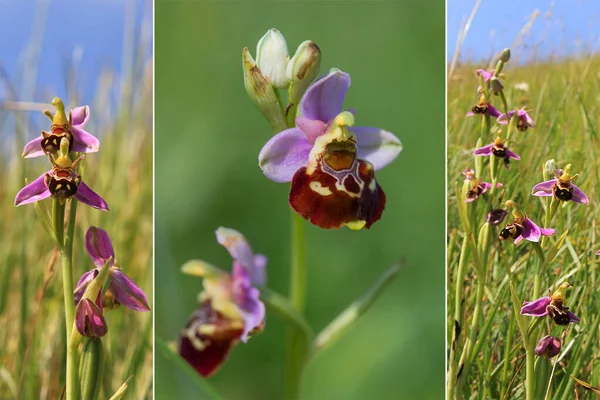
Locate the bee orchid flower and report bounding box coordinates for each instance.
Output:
[258,68,402,230]
[178,228,266,377]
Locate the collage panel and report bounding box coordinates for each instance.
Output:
[447,1,600,399]
[155,1,444,399]
[0,1,152,399]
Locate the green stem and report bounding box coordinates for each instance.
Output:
[455,273,486,397]
[531,242,545,301]
[56,199,79,400]
[285,211,307,399]
[525,348,536,400]
[447,236,470,399]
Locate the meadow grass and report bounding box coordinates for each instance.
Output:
[448,53,600,399]
[0,6,153,399]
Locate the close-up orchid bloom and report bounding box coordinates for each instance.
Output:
[531,164,589,204]
[462,168,502,203]
[73,227,150,312]
[178,228,266,377]
[498,200,555,244]
[258,68,402,230]
[521,282,579,326]
[497,109,535,131]
[473,136,520,167]
[14,138,108,211]
[22,97,100,158]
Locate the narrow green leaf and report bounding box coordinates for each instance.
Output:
[260,287,313,345]
[108,375,134,400]
[509,281,530,348]
[311,263,402,357]
[33,200,58,244]
[570,375,600,395]
[540,230,569,275]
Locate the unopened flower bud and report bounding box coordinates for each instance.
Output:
[75,297,108,338]
[543,159,556,181]
[79,338,104,400]
[535,335,561,358]
[256,29,290,89]
[490,77,504,94]
[242,47,286,132]
[499,48,511,63]
[286,40,321,108]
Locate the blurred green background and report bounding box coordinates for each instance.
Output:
[155,1,444,399]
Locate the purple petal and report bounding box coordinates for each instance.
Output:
[540,227,556,237]
[15,171,51,206]
[531,179,555,196]
[487,104,501,118]
[109,269,150,311]
[480,182,502,195]
[476,69,494,81]
[74,182,109,211]
[519,218,542,243]
[73,269,98,305]
[215,227,255,270]
[497,111,514,124]
[231,263,265,342]
[354,126,402,171]
[296,116,326,143]
[517,110,535,127]
[22,136,45,158]
[505,148,520,160]
[71,105,90,127]
[258,128,312,183]
[473,144,493,156]
[251,254,267,286]
[571,184,589,205]
[568,311,580,323]
[300,69,350,122]
[85,227,115,268]
[71,126,99,153]
[521,296,551,317]
[75,297,108,338]
[596,250,600,256]
[466,111,475,117]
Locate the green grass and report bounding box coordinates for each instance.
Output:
[447,52,600,399]
[0,7,153,400]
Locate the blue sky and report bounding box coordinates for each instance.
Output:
[0,0,150,105]
[448,0,600,61]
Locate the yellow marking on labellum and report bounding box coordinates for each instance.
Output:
[56,183,63,190]
[368,178,376,191]
[310,181,333,196]
[198,324,217,336]
[306,111,357,175]
[66,183,72,191]
[346,220,366,230]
